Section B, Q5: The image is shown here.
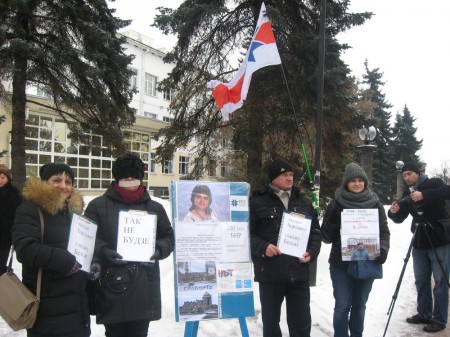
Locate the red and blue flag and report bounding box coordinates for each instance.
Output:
[207,3,281,120]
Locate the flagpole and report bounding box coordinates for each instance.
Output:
[279,65,318,214]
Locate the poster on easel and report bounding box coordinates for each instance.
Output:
[340,208,380,261]
[171,181,255,322]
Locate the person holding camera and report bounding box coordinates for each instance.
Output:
[388,162,450,333]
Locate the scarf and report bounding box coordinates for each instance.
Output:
[113,183,145,204]
[334,186,379,209]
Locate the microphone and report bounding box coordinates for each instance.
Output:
[409,187,415,193]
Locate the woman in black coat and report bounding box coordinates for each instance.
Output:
[84,153,174,337]
[0,164,22,275]
[13,163,90,337]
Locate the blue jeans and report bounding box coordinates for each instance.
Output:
[330,265,374,337]
[412,244,449,324]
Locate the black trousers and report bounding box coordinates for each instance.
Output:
[0,244,10,275]
[259,280,311,337]
[104,319,150,337]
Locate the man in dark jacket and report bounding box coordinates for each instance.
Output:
[250,157,321,337]
[84,153,174,337]
[388,162,450,333]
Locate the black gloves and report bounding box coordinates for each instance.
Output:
[87,262,101,281]
[150,247,162,261]
[375,249,388,264]
[66,261,82,275]
[102,247,127,265]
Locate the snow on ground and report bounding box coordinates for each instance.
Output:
[1,204,449,336]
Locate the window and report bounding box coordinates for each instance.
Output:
[163,88,173,101]
[220,163,227,178]
[163,116,173,124]
[179,156,189,175]
[24,113,151,189]
[149,153,156,173]
[36,86,52,99]
[129,69,138,89]
[163,158,173,174]
[145,73,157,96]
[144,112,157,120]
[208,160,216,177]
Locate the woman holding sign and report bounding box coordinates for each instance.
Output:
[13,163,90,337]
[84,153,174,337]
[321,162,390,337]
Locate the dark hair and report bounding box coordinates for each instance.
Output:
[189,185,213,214]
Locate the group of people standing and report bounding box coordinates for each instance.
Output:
[0,154,448,337]
[251,158,449,337]
[2,154,174,337]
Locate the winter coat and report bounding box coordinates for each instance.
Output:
[250,186,322,282]
[0,180,22,246]
[388,176,450,249]
[83,184,174,324]
[12,177,90,337]
[321,199,390,269]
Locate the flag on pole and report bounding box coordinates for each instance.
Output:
[207,3,281,120]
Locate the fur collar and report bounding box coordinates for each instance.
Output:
[22,177,84,215]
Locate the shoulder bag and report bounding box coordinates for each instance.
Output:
[347,260,383,279]
[0,208,44,331]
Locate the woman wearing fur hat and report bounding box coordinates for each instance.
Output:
[183,184,219,222]
[84,153,174,337]
[0,164,22,275]
[12,163,90,337]
[321,162,390,337]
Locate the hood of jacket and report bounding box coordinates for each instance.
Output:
[22,177,84,215]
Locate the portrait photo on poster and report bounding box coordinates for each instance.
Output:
[176,182,231,223]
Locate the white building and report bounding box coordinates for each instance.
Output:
[0,31,228,198]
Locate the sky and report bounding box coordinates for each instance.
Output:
[2,200,448,337]
[108,0,450,174]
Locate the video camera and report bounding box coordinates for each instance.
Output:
[395,187,424,213]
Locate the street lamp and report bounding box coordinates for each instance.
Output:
[395,160,404,200]
[357,126,377,189]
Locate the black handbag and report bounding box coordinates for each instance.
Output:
[347,260,383,279]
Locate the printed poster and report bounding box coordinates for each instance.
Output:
[277,211,311,258]
[340,208,380,261]
[171,181,255,322]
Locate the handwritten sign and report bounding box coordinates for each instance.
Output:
[67,213,97,272]
[277,211,312,258]
[117,210,157,262]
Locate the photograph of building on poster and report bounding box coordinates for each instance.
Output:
[177,261,219,321]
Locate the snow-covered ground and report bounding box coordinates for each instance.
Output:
[1,204,449,337]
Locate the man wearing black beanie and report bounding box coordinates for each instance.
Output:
[388,162,450,333]
[250,157,321,337]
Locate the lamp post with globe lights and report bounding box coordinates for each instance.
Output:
[395,160,404,200]
[357,126,377,189]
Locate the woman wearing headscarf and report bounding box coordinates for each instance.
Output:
[321,162,390,337]
[84,153,174,337]
[13,163,90,337]
[0,164,22,275]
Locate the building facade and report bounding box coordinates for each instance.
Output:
[0,31,229,199]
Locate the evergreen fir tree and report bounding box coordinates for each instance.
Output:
[0,0,135,188]
[153,0,373,195]
[361,60,395,203]
[391,105,422,164]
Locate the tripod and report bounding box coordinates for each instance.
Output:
[382,209,450,337]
